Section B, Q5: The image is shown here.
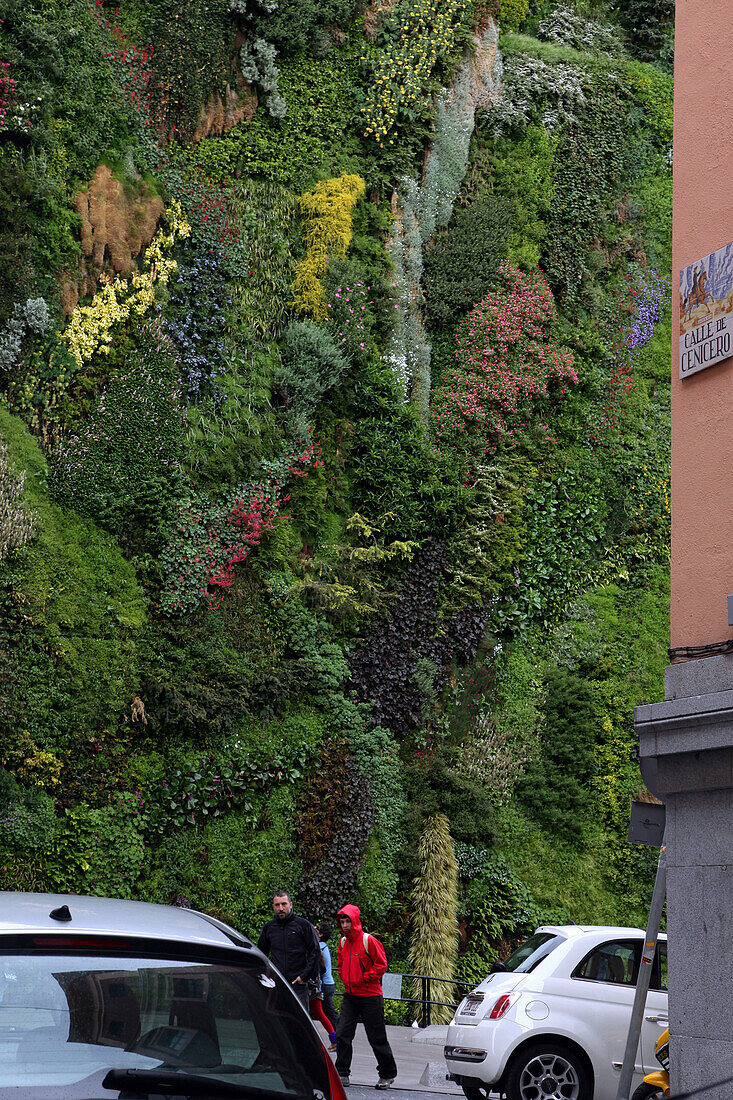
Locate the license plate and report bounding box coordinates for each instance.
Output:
[462,999,482,1016]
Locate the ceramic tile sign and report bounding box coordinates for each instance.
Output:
[680,241,733,378]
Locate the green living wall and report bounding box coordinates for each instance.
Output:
[0,0,673,983]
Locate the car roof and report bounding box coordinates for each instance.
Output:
[535,924,665,939]
[0,892,251,951]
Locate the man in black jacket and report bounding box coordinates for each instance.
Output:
[257,890,319,1011]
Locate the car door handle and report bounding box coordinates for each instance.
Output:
[645,1015,668,1024]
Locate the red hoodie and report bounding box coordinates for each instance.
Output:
[336,904,388,997]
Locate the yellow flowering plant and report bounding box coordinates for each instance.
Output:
[361,0,469,145]
[62,201,191,368]
[292,175,366,321]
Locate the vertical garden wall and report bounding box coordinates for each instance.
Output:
[0,0,673,984]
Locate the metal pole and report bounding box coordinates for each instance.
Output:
[615,845,667,1100]
[421,976,428,1027]
[426,977,432,1027]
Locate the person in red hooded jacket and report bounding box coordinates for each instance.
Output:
[335,903,397,1089]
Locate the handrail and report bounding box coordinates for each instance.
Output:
[335,971,474,1027]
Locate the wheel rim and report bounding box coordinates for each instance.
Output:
[518,1052,581,1100]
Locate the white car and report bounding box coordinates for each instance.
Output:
[445,925,668,1100]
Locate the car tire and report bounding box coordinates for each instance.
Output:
[505,1042,591,1100]
[631,1085,666,1100]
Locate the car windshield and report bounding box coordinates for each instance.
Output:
[0,945,328,1099]
[501,932,565,973]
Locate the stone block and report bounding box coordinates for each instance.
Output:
[419,1062,452,1088]
[665,787,733,865]
[667,865,733,1042]
[670,1033,733,1100]
[665,654,733,700]
[657,748,733,796]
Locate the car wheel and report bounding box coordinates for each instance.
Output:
[631,1085,666,1100]
[505,1043,591,1100]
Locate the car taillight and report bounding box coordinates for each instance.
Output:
[488,993,518,1020]
[322,1043,348,1100]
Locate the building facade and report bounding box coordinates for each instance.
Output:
[635,3,733,1095]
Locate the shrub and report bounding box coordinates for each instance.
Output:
[158,439,321,615]
[60,200,190,369]
[299,758,374,920]
[165,242,233,404]
[537,5,622,54]
[516,666,597,842]
[431,264,577,459]
[423,195,512,326]
[239,36,286,118]
[0,768,56,853]
[292,175,366,321]
[276,320,351,439]
[115,0,232,139]
[0,438,36,562]
[233,0,362,57]
[360,0,471,146]
[498,0,529,32]
[616,0,674,65]
[48,322,186,546]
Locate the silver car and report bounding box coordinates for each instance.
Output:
[0,891,345,1100]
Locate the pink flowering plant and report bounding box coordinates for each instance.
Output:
[0,55,39,135]
[431,263,577,460]
[159,437,323,615]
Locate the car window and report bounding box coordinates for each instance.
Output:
[0,946,329,1099]
[651,939,667,991]
[573,940,640,985]
[502,933,566,973]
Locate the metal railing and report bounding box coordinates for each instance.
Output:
[336,972,473,1028]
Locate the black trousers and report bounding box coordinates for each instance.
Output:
[335,993,397,1080]
[322,982,340,1030]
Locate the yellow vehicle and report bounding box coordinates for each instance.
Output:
[631,1027,670,1099]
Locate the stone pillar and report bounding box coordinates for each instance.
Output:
[636,655,733,1099]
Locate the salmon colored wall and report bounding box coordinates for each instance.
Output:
[671,0,733,649]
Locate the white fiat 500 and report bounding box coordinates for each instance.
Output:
[445,925,668,1100]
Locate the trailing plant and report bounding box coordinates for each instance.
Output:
[498,465,607,634]
[61,201,190,368]
[159,438,322,614]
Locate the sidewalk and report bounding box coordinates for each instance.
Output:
[326,1024,461,1093]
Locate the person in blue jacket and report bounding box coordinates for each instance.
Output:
[316,921,340,1048]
